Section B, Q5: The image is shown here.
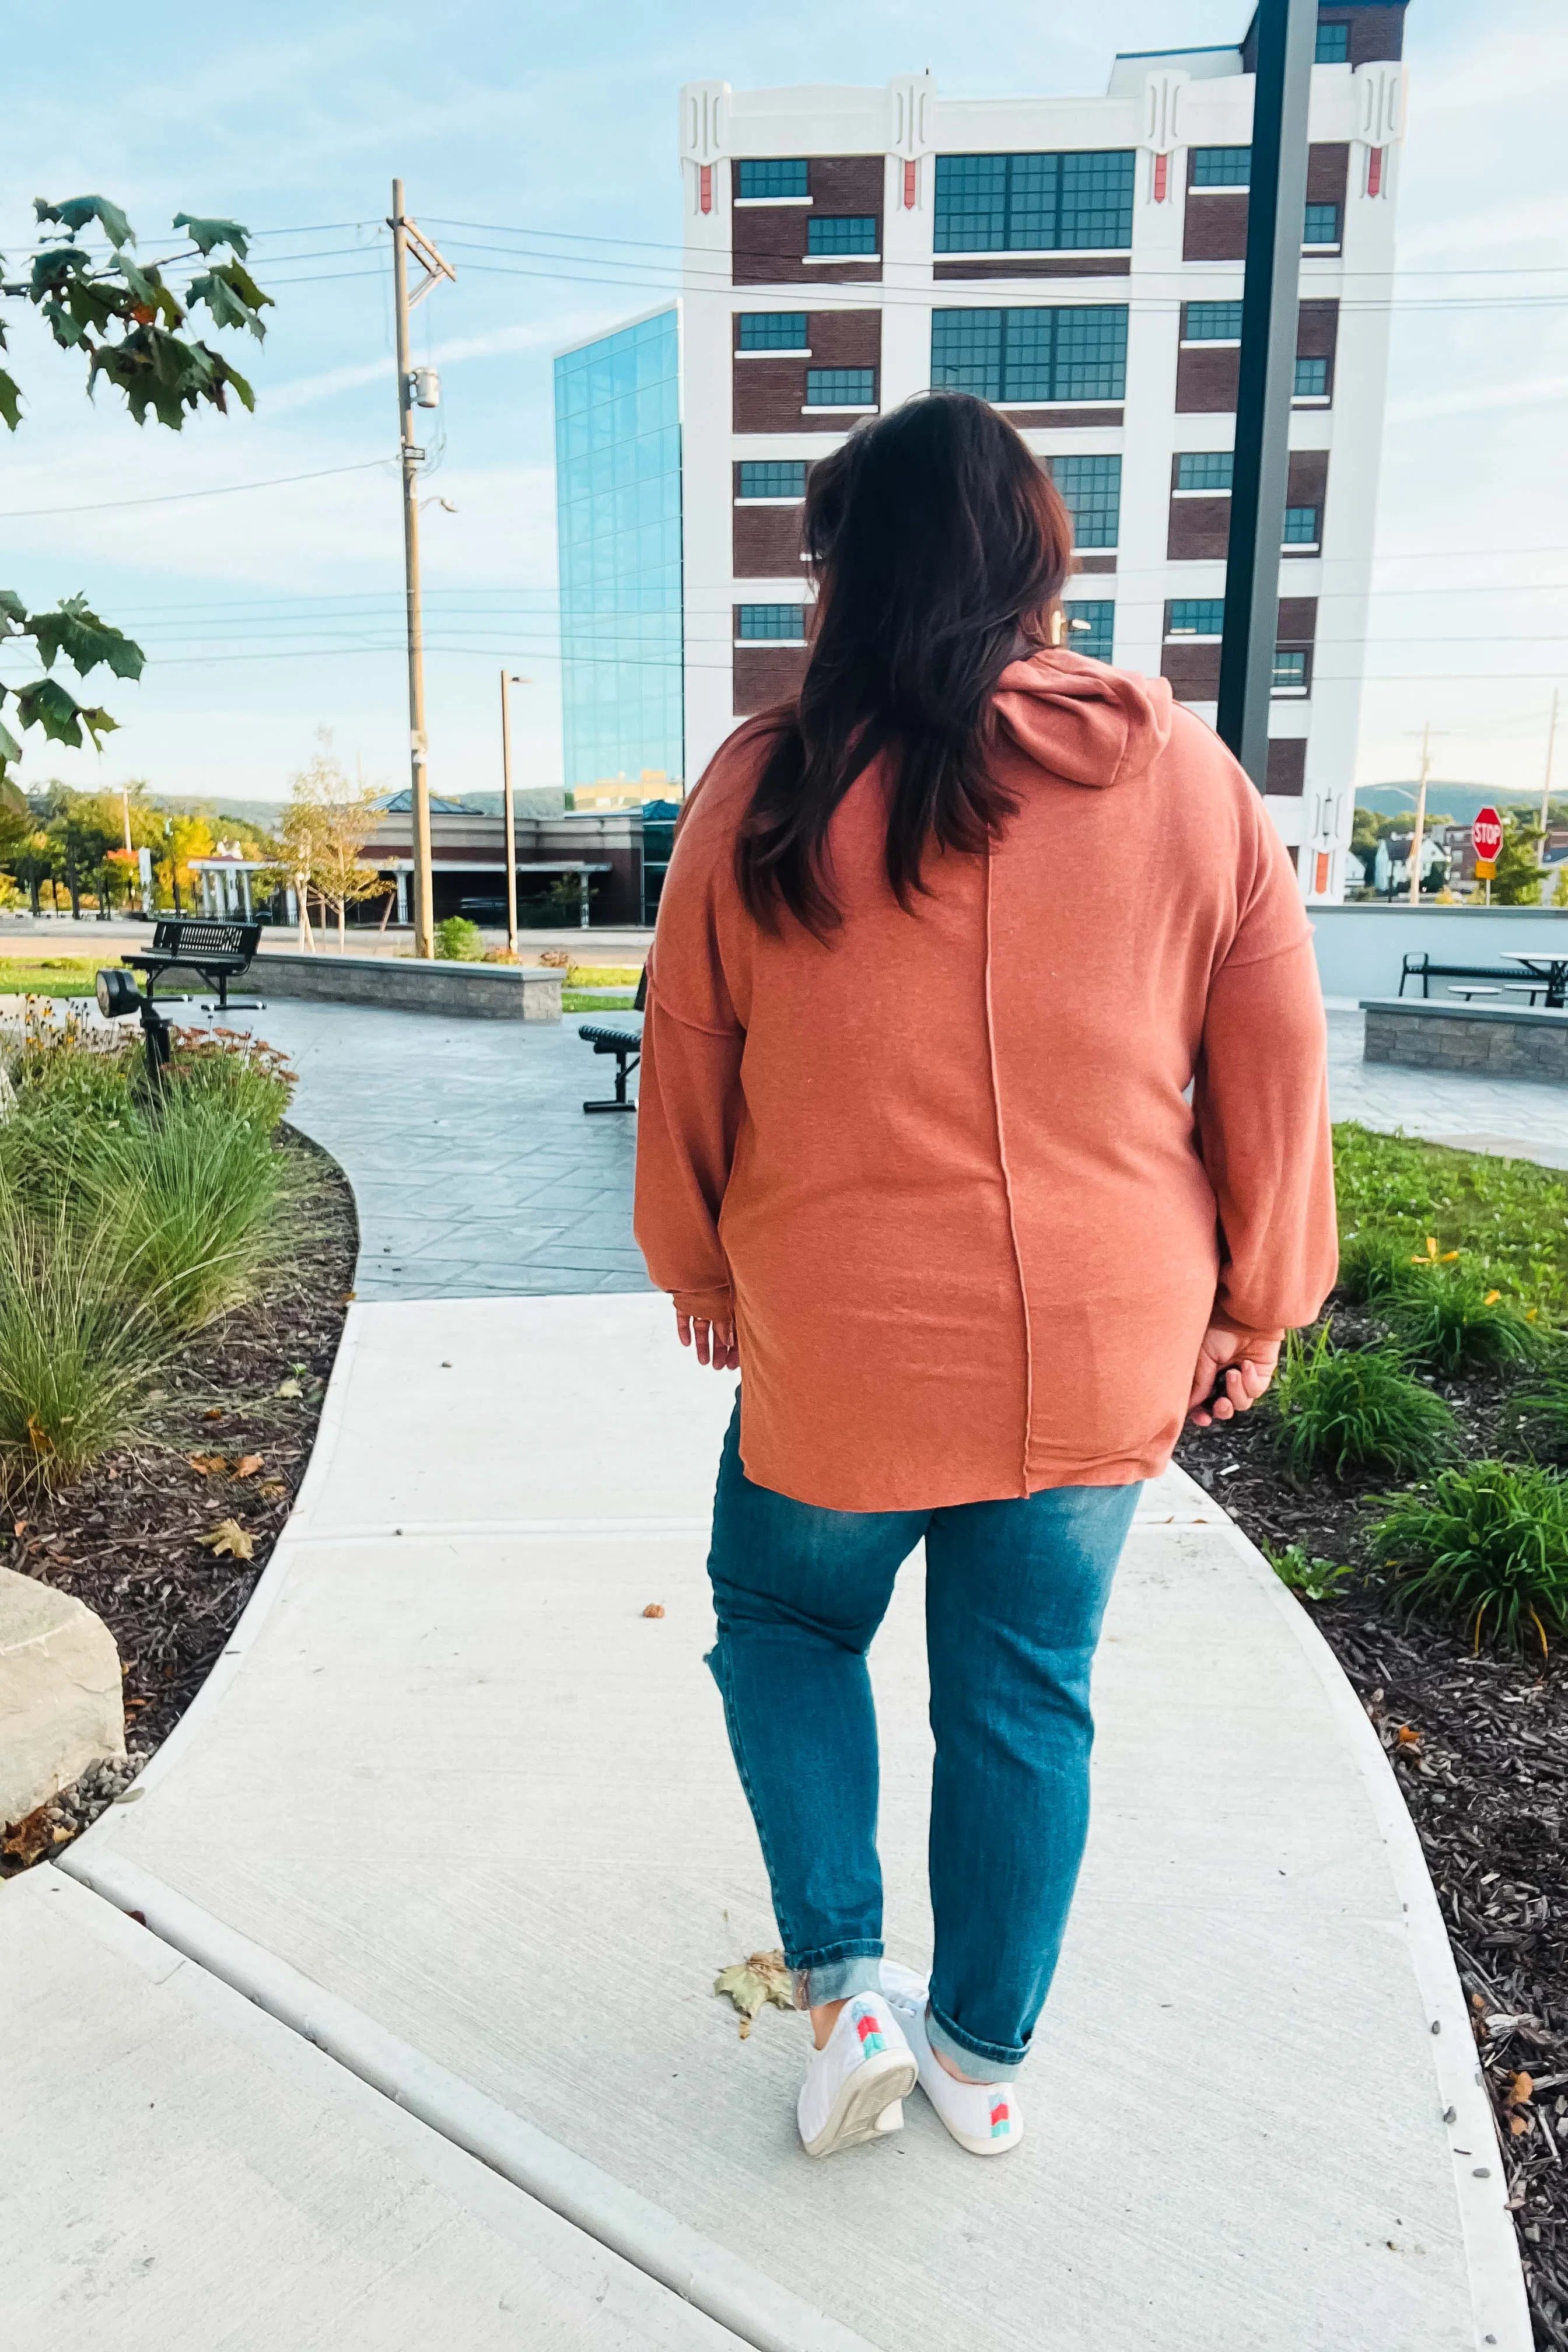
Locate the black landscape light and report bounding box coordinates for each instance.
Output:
[95,967,141,1020]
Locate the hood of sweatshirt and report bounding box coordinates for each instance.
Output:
[992,648,1174,790]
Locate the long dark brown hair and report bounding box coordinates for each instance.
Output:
[734,391,1073,933]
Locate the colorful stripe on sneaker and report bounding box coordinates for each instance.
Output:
[989,2098,1011,2138]
[851,2003,887,2058]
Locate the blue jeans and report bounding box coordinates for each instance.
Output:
[705,1404,1139,2081]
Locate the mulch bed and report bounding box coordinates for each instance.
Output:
[1,1127,356,1875]
[1177,1357,1568,2351]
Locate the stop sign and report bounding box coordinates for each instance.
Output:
[1473,806,1503,864]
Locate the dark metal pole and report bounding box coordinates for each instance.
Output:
[1216,0,1316,788]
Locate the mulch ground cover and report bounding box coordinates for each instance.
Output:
[1177,1348,1568,2351]
[0,1126,356,1874]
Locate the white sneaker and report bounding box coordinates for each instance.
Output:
[796,1993,917,2159]
[881,1967,1026,2157]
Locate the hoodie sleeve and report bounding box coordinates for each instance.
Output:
[631,792,747,1325]
[1191,793,1338,1345]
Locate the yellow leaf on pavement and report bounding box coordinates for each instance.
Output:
[714,1948,797,2039]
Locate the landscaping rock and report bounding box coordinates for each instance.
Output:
[0,1566,125,1829]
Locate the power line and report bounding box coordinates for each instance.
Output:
[0,457,394,521]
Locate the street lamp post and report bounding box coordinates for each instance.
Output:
[499,671,531,960]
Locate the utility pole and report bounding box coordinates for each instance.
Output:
[1407,720,1432,906]
[388,178,456,960]
[1216,0,1315,789]
[499,671,531,960]
[1539,687,1560,873]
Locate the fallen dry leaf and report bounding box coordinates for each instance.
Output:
[642,1602,666,1619]
[197,1518,254,1562]
[1395,1724,1421,1748]
[201,1408,223,1423]
[1510,2113,1531,2136]
[1,1807,54,1867]
[275,1378,303,1399]
[188,1452,228,1476]
[1509,2071,1535,2106]
[714,1948,796,2039]
[257,1479,287,1501]
[234,1454,264,1479]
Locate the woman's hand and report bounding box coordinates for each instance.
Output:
[1186,1325,1280,1427]
[676,1306,740,1372]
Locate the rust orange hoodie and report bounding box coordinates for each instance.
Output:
[634,650,1337,1511]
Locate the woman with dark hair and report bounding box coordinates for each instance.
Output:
[634,391,1335,2162]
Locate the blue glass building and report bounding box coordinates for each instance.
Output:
[553,308,684,794]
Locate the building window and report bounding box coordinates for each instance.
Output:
[1283,504,1321,545]
[1315,21,1350,62]
[1191,146,1251,188]
[1293,355,1329,400]
[737,159,808,200]
[1167,599,1226,638]
[1049,454,1121,548]
[737,604,806,640]
[738,312,808,351]
[1175,451,1234,492]
[1184,301,1244,342]
[933,150,1135,253]
[1272,648,1309,693]
[807,215,877,256]
[737,461,807,501]
[1063,600,1115,662]
[1303,201,1342,248]
[805,366,876,407]
[931,305,1128,404]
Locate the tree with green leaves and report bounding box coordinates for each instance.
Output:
[1490,813,1546,907]
[0,195,272,782]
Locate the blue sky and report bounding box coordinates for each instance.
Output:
[4,0,1566,810]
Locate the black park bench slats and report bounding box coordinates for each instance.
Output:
[579,968,647,1114]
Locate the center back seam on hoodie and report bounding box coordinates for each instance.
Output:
[982,847,1034,1497]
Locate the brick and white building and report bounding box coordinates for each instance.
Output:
[658,4,1409,901]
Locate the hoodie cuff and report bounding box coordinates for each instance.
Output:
[673,1285,734,1326]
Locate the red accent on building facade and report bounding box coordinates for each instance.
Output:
[1314,850,1331,895]
[1153,152,1168,203]
[699,164,713,215]
[903,159,918,209]
[1366,146,1383,197]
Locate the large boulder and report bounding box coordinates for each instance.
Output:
[0,1567,125,1829]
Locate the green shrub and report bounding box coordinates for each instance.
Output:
[1368,1461,1568,1656]
[1387,1262,1548,1377]
[433,916,484,962]
[1263,1542,1353,1602]
[1270,1326,1455,1479]
[80,1094,302,1334]
[0,1189,159,1497]
[1335,1232,1412,1309]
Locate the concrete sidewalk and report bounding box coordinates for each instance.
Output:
[43,1293,1527,2352]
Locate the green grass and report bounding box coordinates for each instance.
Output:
[0,1186,161,1497]
[0,958,103,996]
[1386,1263,1549,1377]
[1334,1121,1568,1312]
[566,965,641,987]
[1269,1325,1455,1479]
[564,989,638,1013]
[1369,1461,1568,1657]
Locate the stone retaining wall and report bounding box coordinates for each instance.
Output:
[1362,996,1568,1082]
[246,952,561,1022]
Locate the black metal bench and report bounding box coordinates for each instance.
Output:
[97,916,262,1082]
[1399,951,1548,1005]
[579,968,646,1114]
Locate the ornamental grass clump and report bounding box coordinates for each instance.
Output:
[0,1188,159,1499]
[1385,1254,1548,1378]
[1270,1325,1455,1480]
[1335,1231,1411,1310]
[1368,1461,1568,1657]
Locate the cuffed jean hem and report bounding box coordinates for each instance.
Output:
[927,1994,1028,2082]
[788,1944,884,2009]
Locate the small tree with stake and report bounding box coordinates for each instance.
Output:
[265,732,388,953]
[0,195,272,782]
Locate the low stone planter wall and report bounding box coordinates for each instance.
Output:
[249,951,561,1022]
[1362,996,1568,1082]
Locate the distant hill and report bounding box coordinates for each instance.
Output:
[1357,783,1553,827]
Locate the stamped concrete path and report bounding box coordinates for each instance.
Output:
[10,1292,1528,2351]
